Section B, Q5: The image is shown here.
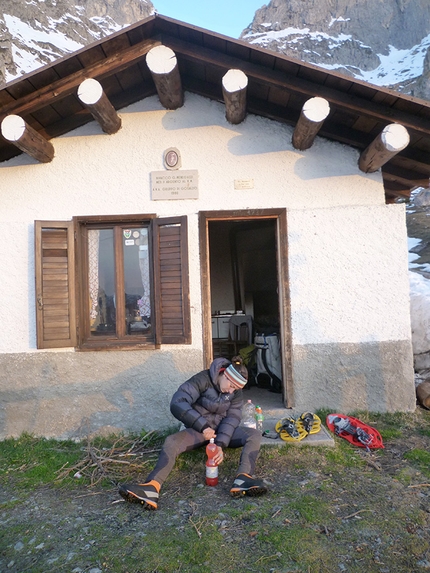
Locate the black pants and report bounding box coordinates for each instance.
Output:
[146,426,262,486]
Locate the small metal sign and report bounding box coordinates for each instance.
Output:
[234,178,254,190]
[151,170,199,200]
[163,147,181,170]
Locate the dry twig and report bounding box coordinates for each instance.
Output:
[341,509,373,520]
[408,483,430,488]
[188,501,205,538]
[55,433,163,486]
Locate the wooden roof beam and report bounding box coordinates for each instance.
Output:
[162,36,430,136]
[0,39,160,122]
[382,163,430,190]
[77,78,121,134]
[383,171,429,190]
[359,123,410,173]
[222,69,248,124]
[383,179,412,202]
[292,97,330,150]
[1,114,54,162]
[146,45,183,109]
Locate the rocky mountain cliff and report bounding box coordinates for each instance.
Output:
[0,0,154,86]
[241,0,430,99]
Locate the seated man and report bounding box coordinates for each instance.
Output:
[119,356,267,510]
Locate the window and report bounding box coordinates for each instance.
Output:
[35,215,191,350]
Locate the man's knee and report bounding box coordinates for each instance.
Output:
[162,432,182,455]
[246,427,262,445]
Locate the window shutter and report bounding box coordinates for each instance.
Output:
[34,220,77,348]
[153,216,191,345]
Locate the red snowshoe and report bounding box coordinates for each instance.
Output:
[326,413,384,451]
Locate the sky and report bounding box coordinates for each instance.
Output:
[153,0,265,38]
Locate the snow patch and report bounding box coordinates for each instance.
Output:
[4,14,84,52]
[410,271,430,355]
[329,17,351,28]
[246,26,430,89]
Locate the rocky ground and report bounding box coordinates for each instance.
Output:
[1,409,430,573]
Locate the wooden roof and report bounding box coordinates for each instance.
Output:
[1,13,430,202]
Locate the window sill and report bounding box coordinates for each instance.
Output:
[77,340,157,352]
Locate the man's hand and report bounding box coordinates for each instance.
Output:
[213,446,224,465]
[202,427,216,441]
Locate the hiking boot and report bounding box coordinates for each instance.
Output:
[118,480,160,509]
[230,473,268,497]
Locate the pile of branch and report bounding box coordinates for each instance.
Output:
[55,431,163,486]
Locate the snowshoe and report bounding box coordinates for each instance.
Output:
[275,416,307,442]
[326,413,384,451]
[296,412,321,436]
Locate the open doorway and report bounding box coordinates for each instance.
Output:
[199,210,293,408]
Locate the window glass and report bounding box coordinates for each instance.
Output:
[123,227,152,335]
[87,226,151,338]
[88,228,116,335]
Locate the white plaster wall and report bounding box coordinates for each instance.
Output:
[288,204,412,344]
[0,92,387,354]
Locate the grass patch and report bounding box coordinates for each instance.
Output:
[288,493,330,522]
[379,427,403,440]
[0,433,83,488]
[419,426,430,438]
[404,448,430,478]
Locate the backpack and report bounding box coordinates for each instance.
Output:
[253,333,282,393]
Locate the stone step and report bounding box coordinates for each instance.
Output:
[242,386,335,447]
[259,415,335,447]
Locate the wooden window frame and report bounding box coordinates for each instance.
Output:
[35,214,191,351]
[75,214,156,350]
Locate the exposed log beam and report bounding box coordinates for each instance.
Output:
[383,178,412,193]
[244,93,420,167]
[384,183,411,203]
[382,171,429,190]
[384,190,411,204]
[162,36,430,136]
[359,123,410,173]
[1,114,54,162]
[292,96,330,150]
[146,45,183,109]
[173,80,426,195]
[222,69,248,124]
[0,39,161,122]
[77,78,121,134]
[382,164,430,190]
[0,83,158,164]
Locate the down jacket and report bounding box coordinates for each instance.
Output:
[170,357,244,449]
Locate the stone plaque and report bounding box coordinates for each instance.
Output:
[151,170,199,200]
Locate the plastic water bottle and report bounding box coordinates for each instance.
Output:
[205,438,218,486]
[255,405,264,431]
[242,399,256,428]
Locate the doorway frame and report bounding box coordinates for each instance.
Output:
[199,208,294,408]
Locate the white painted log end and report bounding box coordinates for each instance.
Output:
[382,123,410,152]
[1,114,26,142]
[222,69,248,93]
[302,97,330,123]
[78,78,103,105]
[146,45,177,75]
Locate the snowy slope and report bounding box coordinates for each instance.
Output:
[241,0,430,99]
[4,13,88,79]
[0,0,155,85]
[244,26,430,90]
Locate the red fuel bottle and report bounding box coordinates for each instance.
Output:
[205,438,219,486]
